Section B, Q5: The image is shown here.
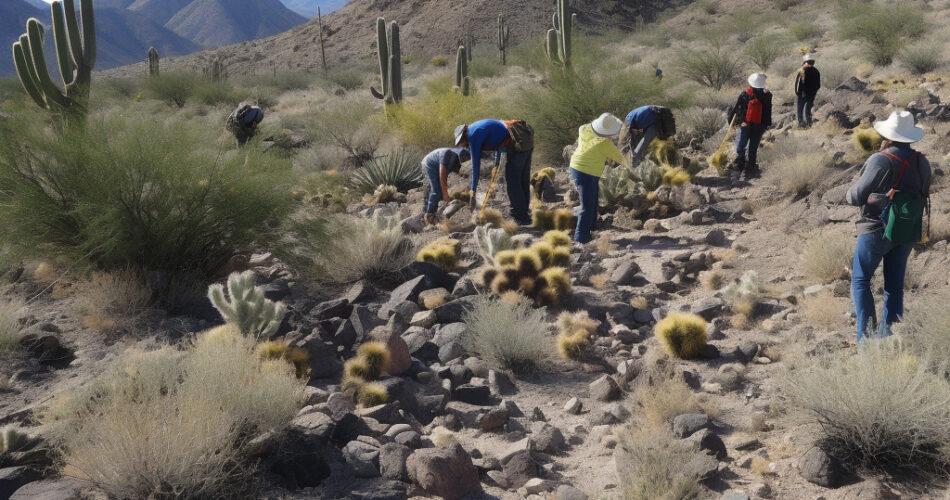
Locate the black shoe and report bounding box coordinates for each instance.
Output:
[744,164,762,180]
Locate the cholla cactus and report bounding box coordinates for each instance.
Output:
[724,270,761,316]
[632,160,663,191]
[600,164,643,209]
[1,426,39,454]
[208,271,287,340]
[473,225,513,263]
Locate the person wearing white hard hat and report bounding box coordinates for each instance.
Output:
[795,54,821,127]
[569,113,629,243]
[846,110,932,342]
[727,73,773,180]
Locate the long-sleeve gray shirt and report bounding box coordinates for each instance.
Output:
[846,144,931,234]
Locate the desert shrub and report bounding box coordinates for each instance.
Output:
[655,313,707,359]
[518,67,666,162]
[416,239,460,272]
[462,295,553,374]
[854,126,884,156]
[74,269,152,331]
[773,0,803,10]
[322,67,365,91]
[680,107,723,142]
[0,115,292,280]
[144,71,200,108]
[634,364,702,427]
[802,230,854,283]
[763,138,830,195]
[431,56,448,67]
[785,339,950,473]
[746,36,786,70]
[820,59,853,89]
[674,43,745,90]
[468,59,504,79]
[96,77,141,100]
[789,23,822,42]
[895,293,950,374]
[837,2,925,66]
[389,80,503,152]
[615,426,711,500]
[281,214,413,283]
[258,71,312,92]
[900,43,944,75]
[307,99,381,170]
[42,325,302,498]
[350,149,425,194]
[0,298,24,354]
[192,80,250,106]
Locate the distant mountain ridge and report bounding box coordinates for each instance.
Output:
[1,0,307,76]
[280,0,347,17]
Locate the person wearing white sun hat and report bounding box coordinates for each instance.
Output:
[727,73,773,180]
[569,113,629,243]
[846,110,932,342]
[795,54,821,128]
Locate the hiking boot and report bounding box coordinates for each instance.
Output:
[744,164,762,180]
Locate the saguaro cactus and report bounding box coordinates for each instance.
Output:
[497,15,510,65]
[208,271,288,340]
[12,0,96,121]
[147,46,159,76]
[466,34,475,62]
[455,45,471,96]
[317,6,328,73]
[209,57,225,82]
[369,18,403,104]
[545,0,575,68]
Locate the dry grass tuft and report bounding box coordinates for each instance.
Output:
[0,298,25,354]
[750,456,776,476]
[595,234,618,255]
[463,295,553,375]
[767,149,829,196]
[801,292,849,332]
[630,296,649,310]
[74,269,152,332]
[699,270,723,291]
[895,292,950,374]
[802,231,854,284]
[615,425,711,499]
[41,325,302,498]
[589,273,609,289]
[33,262,57,282]
[634,364,701,428]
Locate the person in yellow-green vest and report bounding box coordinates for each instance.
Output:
[570,113,629,243]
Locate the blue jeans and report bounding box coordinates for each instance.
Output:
[736,125,765,166]
[422,161,441,214]
[505,150,533,224]
[851,230,914,341]
[570,168,599,244]
[796,94,815,126]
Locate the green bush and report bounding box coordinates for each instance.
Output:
[838,2,925,66]
[350,149,424,194]
[900,43,944,75]
[0,114,293,280]
[144,71,200,108]
[789,22,822,42]
[322,67,365,91]
[192,81,250,107]
[518,68,667,163]
[745,36,786,70]
[389,80,503,152]
[674,44,745,90]
[468,59,504,79]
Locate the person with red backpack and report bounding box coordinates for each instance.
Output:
[727,73,772,180]
[846,110,932,342]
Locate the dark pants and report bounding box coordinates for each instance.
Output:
[851,230,914,341]
[505,150,533,224]
[570,168,599,244]
[736,125,765,166]
[796,94,816,126]
[422,161,441,214]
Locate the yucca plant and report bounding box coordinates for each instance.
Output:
[350,149,424,194]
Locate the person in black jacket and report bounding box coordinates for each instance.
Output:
[795,54,821,128]
[727,73,772,180]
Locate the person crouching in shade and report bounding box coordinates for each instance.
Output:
[420,147,471,225]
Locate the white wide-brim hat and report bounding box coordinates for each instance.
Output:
[803,53,816,62]
[874,110,925,143]
[748,73,767,89]
[592,112,623,137]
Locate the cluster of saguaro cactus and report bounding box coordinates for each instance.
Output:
[12,0,96,122]
[455,46,471,96]
[545,0,576,67]
[208,271,287,340]
[147,46,159,77]
[497,15,510,65]
[369,17,403,104]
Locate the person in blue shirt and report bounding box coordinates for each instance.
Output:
[454,119,534,225]
[620,105,659,165]
[420,147,471,224]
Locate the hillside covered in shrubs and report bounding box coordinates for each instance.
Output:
[0,0,949,498]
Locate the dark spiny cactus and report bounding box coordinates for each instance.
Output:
[455,45,471,96]
[210,57,225,82]
[370,18,403,104]
[545,0,574,68]
[12,0,96,123]
[317,6,328,73]
[497,15,510,65]
[466,34,475,62]
[147,46,159,77]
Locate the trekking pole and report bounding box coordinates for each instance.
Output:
[479,162,502,218]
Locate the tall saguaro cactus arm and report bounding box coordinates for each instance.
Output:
[545,0,573,67]
[455,45,471,96]
[11,0,96,119]
[497,15,509,65]
[370,17,403,104]
[147,46,160,76]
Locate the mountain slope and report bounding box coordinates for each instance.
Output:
[127,0,195,26]
[94,8,200,70]
[166,0,307,47]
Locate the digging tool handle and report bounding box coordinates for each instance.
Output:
[479,160,503,217]
[717,114,739,152]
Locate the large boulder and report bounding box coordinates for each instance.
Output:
[406,444,480,500]
[798,446,845,488]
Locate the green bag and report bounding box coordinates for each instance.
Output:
[880,152,927,244]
